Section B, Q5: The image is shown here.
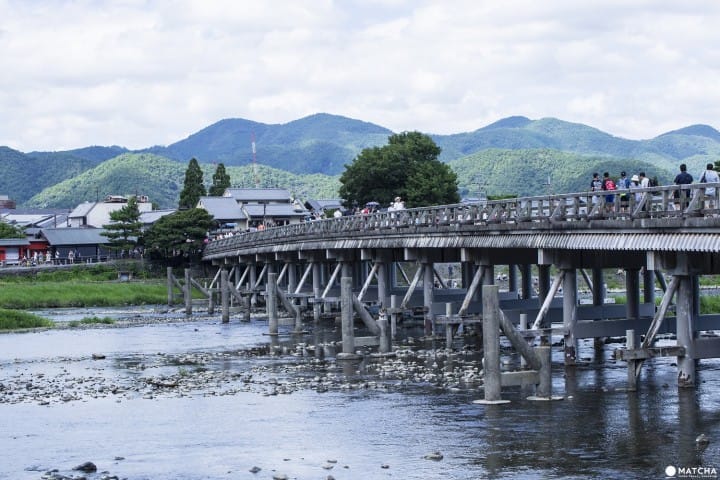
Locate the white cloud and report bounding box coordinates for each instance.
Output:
[1,0,720,151]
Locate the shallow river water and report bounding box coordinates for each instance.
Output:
[0,307,719,479]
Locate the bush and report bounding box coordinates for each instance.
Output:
[0,309,54,330]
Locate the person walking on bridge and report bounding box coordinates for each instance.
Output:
[673,163,693,211]
[700,163,720,210]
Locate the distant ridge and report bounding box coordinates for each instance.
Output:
[4,113,720,209]
[659,124,720,142]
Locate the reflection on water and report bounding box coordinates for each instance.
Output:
[0,308,719,479]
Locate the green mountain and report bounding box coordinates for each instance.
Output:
[5,113,720,209]
[0,146,124,205]
[26,153,340,209]
[142,113,393,174]
[449,149,671,198]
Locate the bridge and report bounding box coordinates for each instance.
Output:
[197,182,720,398]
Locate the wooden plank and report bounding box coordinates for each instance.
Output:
[500,370,539,387]
[615,346,685,361]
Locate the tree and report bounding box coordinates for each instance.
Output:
[179,158,206,209]
[208,163,231,196]
[101,196,143,252]
[143,208,214,262]
[338,131,459,208]
[0,221,24,239]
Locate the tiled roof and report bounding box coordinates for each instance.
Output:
[242,203,308,218]
[0,238,30,246]
[69,202,96,218]
[139,209,176,224]
[40,228,109,246]
[197,197,246,220]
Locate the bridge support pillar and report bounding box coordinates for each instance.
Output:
[563,268,578,365]
[167,267,173,306]
[677,275,696,387]
[591,268,606,351]
[184,268,192,315]
[592,268,605,306]
[538,265,551,303]
[249,263,258,308]
[377,261,388,309]
[625,268,640,320]
[339,276,358,358]
[508,264,518,296]
[243,294,251,322]
[520,264,533,300]
[312,262,322,322]
[221,269,229,323]
[423,262,434,335]
[267,272,278,336]
[378,313,390,353]
[287,261,297,294]
[643,268,655,304]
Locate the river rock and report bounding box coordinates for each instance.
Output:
[73,461,97,472]
[249,466,261,473]
[423,451,444,461]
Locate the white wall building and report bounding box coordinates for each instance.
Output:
[69,195,153,228]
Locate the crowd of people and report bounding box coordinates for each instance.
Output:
[589,163,720,211]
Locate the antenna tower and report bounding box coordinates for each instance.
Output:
[251,132,260,188]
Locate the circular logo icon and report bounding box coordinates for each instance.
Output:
[665,465,677,477]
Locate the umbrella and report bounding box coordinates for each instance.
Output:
[366,201,380,206]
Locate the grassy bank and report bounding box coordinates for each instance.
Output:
[0,309,54,329]
[0,281,168,309]
[0,263,171,309]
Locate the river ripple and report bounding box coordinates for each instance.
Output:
[0,307,719,479]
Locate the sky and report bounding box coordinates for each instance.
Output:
[2,0,720,152]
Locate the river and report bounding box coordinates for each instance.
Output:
[0,306,718,479]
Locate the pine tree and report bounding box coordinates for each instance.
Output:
[208,163,231,196]
[101,196,143,252]
[179,158,207,209]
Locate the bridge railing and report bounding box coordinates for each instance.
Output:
[204,182,720,256]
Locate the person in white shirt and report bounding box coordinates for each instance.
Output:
[700,163,720,210]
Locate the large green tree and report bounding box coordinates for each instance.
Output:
[208,163,232,196]
[143,208,214,261]
[101,196,143,252]
[338,131,459,208]
[178,158,207,209]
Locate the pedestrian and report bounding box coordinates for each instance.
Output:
[616,171,630,212]
[630,174,642,204]
[589,172,603,208]
[393,196,405,211]
[602,172,616,213]
[699,163,720,210]
[673,163,693,210]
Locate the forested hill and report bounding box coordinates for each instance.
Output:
[0,145,126,205]
[4,113,720,208]
[142,113,393,174]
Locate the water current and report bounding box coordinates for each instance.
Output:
[0,306,718,479]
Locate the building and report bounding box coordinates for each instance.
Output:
[196,197,247,231]
[197,188,309,230]
[0,195,16,209]
[69,195,153,228]
[39,228,111,262]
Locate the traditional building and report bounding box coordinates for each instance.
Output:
[69,195,153,228]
